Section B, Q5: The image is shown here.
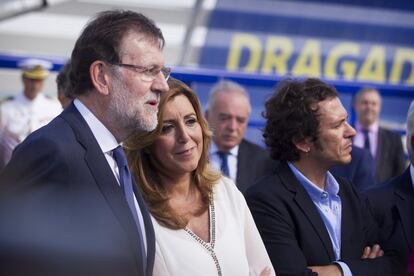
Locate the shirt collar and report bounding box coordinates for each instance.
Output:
[356,120,379,133]
[410,164,414,190]
[287,162,340,201]
[209,142,239,157]
[74,99,119,153]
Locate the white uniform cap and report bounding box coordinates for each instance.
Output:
[18,58,53,80]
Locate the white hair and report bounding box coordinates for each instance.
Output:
[205,79,251,113]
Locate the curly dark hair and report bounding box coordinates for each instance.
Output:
[263,78,338,162]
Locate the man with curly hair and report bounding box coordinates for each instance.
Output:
[245,78,406,276]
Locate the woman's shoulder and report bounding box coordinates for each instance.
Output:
[213,176,245,207]
[214,176,239,193]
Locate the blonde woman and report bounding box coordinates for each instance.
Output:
[125,78,274,276]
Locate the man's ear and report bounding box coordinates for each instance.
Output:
[89,60,111,96]
[292,136,311,153]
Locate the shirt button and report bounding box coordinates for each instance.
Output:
[321,192,328,199]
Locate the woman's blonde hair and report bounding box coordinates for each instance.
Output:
[124,77,220,229]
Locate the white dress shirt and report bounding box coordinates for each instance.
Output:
[74,99,147,253]
[209,142,239,183]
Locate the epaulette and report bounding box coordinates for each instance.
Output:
[0,96,14,105]
[44,95,58,101]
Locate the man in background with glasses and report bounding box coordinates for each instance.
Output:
[0,10,169,276]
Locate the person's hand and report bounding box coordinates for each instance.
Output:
[308,264,342,276]
[361,244,384,259]
[259,267,271,276]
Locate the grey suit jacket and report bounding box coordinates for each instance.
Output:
[375,127,406,183]
[0,103,155,276]
[236,139,276,193]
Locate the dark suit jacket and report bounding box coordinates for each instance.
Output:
[375,127,407,183]
[330,146,376,191]
[366,168,413,261]
[245,162,405,276]
[0,103,155,276]
[236,139,276,193]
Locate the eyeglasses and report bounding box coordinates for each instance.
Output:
[113,63,171,82]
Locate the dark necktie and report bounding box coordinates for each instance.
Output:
[217,151,230,177]
[362,129,371,152]
[112,146,146,272]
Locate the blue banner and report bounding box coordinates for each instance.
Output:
[200,0,414,87]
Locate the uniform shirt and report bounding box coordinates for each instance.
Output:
[0,93,61,168]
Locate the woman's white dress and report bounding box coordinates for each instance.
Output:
[152,177,275,276]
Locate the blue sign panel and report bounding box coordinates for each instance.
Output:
[200,0,414,87]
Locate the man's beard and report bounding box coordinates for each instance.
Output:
[108,76,159,136]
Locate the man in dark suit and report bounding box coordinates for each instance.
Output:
[330,146,376,191]
[245,78,406,275]
[205,80,275,192]
[353,87,406,183]
[0,10,170,276]
[366,100,414,273]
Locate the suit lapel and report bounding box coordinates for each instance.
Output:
[395,169,414,247]
[60,104,146,275]
[236,140,248,190]
[375,128,385,175]
[133,184,155,276]
[336,177,356,258]
[278,163,336,261]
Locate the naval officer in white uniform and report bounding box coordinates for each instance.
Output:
[0,58,62,170]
